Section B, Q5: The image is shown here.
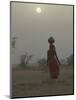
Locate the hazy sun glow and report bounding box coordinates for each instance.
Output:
[36,7,42,13]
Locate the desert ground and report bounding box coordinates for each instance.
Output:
[12,65,74,98]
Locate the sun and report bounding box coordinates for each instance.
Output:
[36,7,42,13]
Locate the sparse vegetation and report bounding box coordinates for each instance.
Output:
[37,58,47,66]
[67,54,73,65]
[20,53,33,68]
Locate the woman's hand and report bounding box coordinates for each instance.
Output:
[47,59,49,65]
[58,61,61,66]
[56,55,61,66]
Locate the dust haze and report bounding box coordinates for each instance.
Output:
[11,2,73,64]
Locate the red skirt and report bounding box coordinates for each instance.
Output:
[48,58,59,79]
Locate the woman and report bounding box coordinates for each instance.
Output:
[47,37,61,79]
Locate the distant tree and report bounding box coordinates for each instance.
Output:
[20,54,27,68]
[37,58,47,66]
[25,55,33,65]
[11,37,17,48]
[67,54,73,65]
[20,53,33,68]
[61,58,67,65]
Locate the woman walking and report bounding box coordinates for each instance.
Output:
[47,37,61,79]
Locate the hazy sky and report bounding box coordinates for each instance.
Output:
[11,2,73,64]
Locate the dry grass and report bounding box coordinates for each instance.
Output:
[12,65,74,98]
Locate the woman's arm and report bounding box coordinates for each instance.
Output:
[55,54,61,65]
[47,51,49,65]
[54,46,61,65]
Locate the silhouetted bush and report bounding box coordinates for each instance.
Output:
[67,54,73,65]
[20,53,33,68]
